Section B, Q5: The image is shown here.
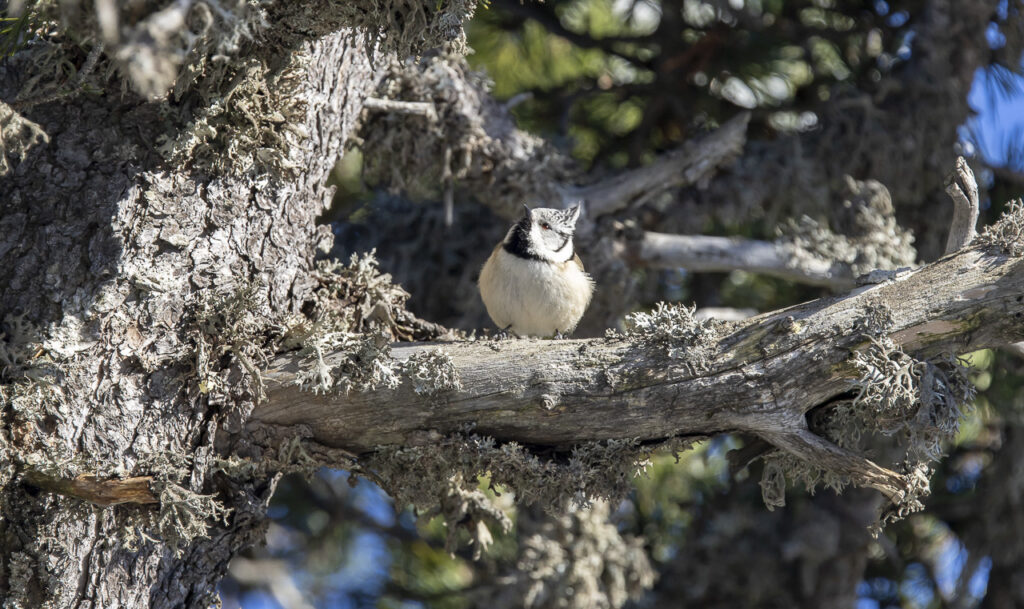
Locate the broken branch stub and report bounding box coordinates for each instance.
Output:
[23,472,158,506]
[944,156,980,255]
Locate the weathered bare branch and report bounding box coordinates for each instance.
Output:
[253,244,1024,478]
[944,156,980,255]
[627,231,854,289]
[571,113,750,218]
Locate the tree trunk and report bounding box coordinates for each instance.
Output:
[0,22,375,606]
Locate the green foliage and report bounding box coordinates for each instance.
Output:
[465,0,932,169]
[625,442,731,562]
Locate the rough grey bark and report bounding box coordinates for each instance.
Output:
[0,7,381,606]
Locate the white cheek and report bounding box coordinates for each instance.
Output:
[530,225,550,253]
[530,224,544,245]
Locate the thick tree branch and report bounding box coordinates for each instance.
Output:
[627,231,854,289]
[253,244,1024,464]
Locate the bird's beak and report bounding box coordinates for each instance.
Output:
[522,204,532,220]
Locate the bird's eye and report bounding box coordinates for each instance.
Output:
[540,223,550,230]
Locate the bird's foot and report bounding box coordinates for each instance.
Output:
[494,325,515,340]
[553,329,568,340]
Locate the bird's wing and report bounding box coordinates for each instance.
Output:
[572,253,585,272]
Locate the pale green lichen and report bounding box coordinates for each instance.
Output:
[758,451,850,511]
[777,177,916,277]
[115,1,270,100]
[0,314,67,431]
[290,250,456,396]
[842,336,973,462]
[293,331,400,395]
[4,551,35,607]
[154,482,233,557]
[336,0,477,58]
[977,198,1024,256]
[187,282,271,400]
[760,337,972,522]
[403,349,461,395]
[855,300,895,336]
[613,302,720,372]
[0,101,49,175]
[309,250,413,337]
[368,432,654,516]
[213,433,339,481]
[511,501,656,609]
[870,461,932,535]
[1,314,44,376]
[428,474,512,559]
[4,0,270,100]
[155,52,309,177]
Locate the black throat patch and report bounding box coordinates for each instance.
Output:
[503,217,545,261]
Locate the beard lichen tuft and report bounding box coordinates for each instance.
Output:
[614,302,721,373]
[761,336,973,526]
[503,501,656,609]
[291,250,460,396]
[776,177,917,277]
[759,450,853,510]
[428,473,512,560]
[366,432,653,518]
[402,348,462,396]
[152,482,233,557]
[869,461,932,536]
[187,281,272,402]
[842,337,974,463]
[977,198,1024,256]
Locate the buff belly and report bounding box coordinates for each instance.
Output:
[479,248,595,337]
